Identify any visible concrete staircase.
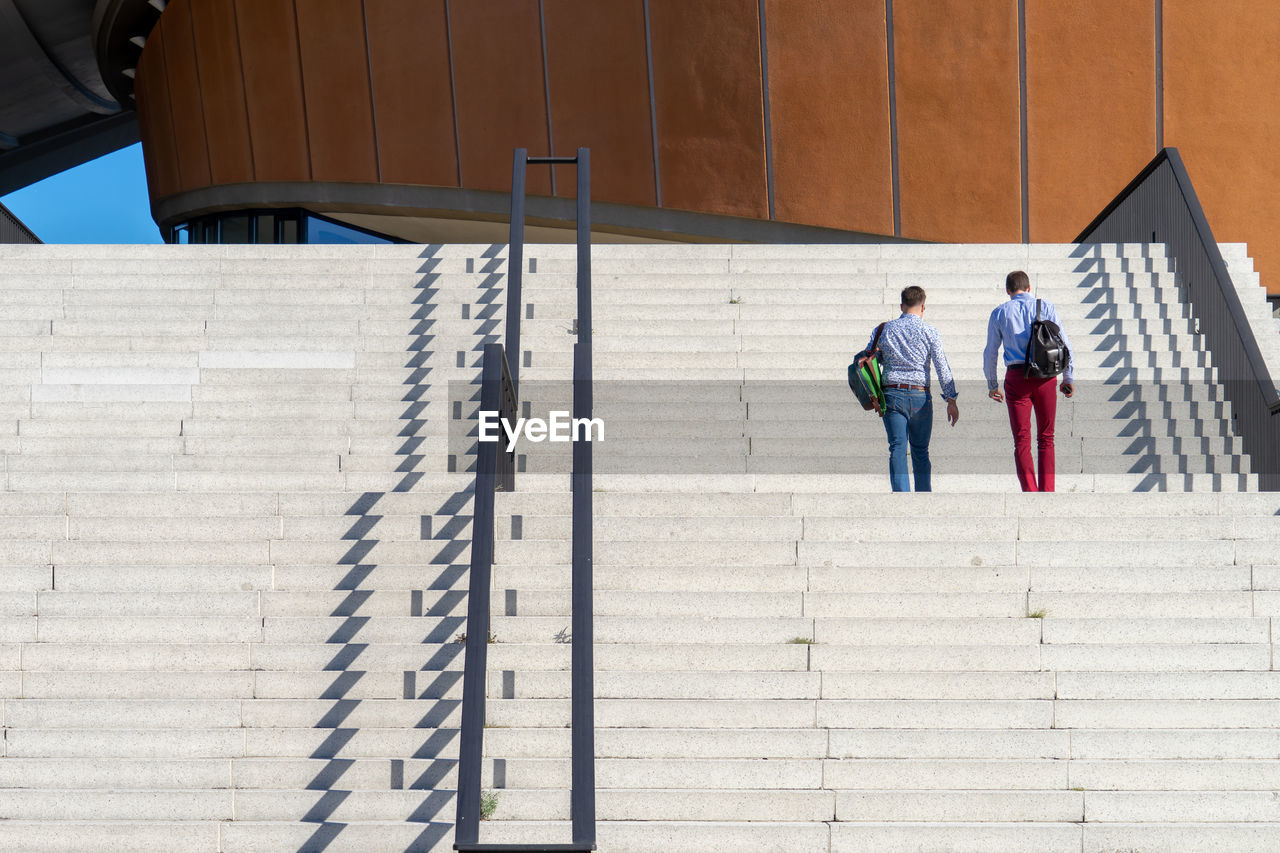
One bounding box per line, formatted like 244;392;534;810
0;242;1278;852
513;242;1259;487
1221;243;1280;392
0;244;489;851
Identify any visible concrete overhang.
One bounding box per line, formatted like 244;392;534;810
0;0;159;193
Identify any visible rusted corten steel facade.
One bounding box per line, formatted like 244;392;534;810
136;0;1280;293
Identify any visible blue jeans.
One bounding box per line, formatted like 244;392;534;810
882;388;932;492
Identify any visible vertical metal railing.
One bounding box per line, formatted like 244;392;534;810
506;149;527;397
454;342;517;846
568;148;595;849
1076;147;1280;489
454;148;595;852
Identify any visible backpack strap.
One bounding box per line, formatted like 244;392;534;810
870;322;886;353
1036;298;1042;322
869;322;887;417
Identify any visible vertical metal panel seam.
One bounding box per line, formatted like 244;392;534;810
360;0;382;182
885;0;900;237
185;4;214;187
290;0;313;181
757;0;775;220
444;0;463;187
1017;0;1029;243
229;0;257;181
1155;0;1164;150
156;25;185;195
538;0;556;195
642;0;662;207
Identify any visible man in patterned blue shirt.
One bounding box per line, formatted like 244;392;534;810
860;286;960;492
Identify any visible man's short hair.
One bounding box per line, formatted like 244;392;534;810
1006;270;1031;293
901;285;926;308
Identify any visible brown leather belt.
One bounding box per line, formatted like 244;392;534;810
884;383;927;391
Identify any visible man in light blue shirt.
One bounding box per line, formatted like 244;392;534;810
861;285;960;492
983;270;1075;491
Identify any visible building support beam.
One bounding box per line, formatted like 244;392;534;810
0;112;139;196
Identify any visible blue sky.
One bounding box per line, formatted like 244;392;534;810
1;143;162;244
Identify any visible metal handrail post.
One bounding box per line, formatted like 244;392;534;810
507;149;527;396
453;344;504;845
569;147;596;849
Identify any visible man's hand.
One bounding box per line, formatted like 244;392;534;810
988;388;1004;403
1061;382;1074;398
946;399;960;426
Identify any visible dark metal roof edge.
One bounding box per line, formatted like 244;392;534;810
0;111;139;196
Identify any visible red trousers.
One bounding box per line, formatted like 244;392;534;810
1004;370;1057;492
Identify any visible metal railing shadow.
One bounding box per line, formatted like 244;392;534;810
295;246;503;852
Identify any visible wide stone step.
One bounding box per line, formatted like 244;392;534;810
583;301;1196;321
493;787;837;822
492;670;822;700
742;435;1241;460
518;350;1212;371
585;471;1259;492
532;256;1169;275
493;488;1280;517
730;316;1197;335
6;670;435;701
500;589;804;617
829;822;1082;853
585;365;1223;383
15;617;264;643
217;818;835;853
486;726;826;759
547;331;1203;355
829;563;1239;591
247;643;465;673
0;822;223;853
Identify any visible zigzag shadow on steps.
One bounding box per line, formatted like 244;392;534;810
1074;259;1245;484
295;245;504;853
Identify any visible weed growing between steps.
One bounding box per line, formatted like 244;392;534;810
455;631;499;644
480;791;499;821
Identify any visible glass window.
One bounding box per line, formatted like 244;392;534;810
194;220;212;244
255;215;276;245
221;216;251;244
305;215;391;245
168;210;395;245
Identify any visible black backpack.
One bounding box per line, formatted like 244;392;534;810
1025;298;1069;379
